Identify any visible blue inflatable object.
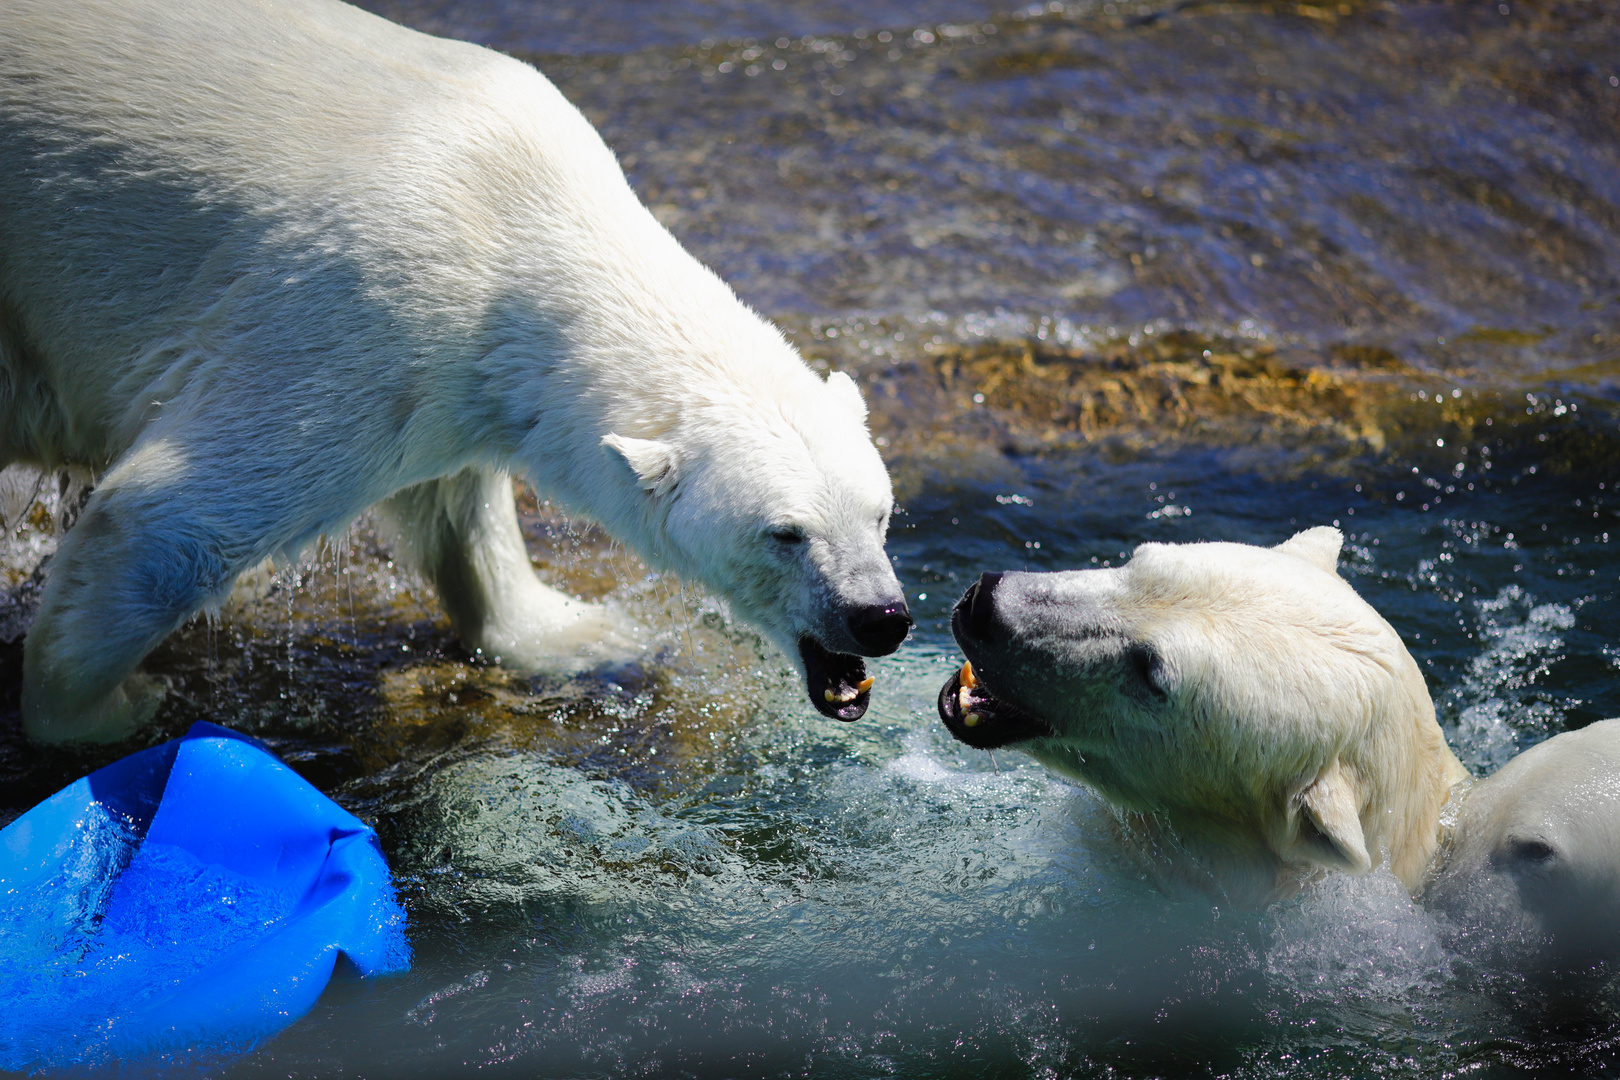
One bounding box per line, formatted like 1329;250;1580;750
0;722;409;1071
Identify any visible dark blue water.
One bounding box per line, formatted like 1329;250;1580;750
4;0;1620;1076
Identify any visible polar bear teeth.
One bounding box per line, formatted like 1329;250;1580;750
798;636;873;720
957;661;986;723
824;676;876;705
938;663;1056;747
957;674;996;724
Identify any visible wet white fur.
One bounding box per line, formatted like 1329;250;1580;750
1427;719;1620;959
996;528;1468;903
977;528;1620;959
0;0;898;742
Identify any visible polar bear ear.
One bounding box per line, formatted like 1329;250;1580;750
603;433;678;497
1275;526;1343;576
825;370;868;421
1294;760;1372;874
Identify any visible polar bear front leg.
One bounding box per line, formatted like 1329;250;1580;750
22;486;234;744
377;467;637;674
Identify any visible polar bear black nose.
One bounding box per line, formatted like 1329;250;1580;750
847;602;913;655
962;572;1003;639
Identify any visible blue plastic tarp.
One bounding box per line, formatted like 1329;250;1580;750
0;722;410;1071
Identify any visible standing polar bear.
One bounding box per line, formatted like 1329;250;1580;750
1;0;911;744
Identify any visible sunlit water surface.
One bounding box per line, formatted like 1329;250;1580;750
4;1;1620;1076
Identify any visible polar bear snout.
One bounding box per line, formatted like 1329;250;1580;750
947;570;1128;683
959;572;1004;641
846;601;913;656
937;572;1080;749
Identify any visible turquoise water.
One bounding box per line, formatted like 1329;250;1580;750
8;419;1612;1077
3;0;1620;1075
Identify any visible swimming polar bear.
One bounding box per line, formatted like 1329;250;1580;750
1426;719;1620;964
0;0;910;744
938;527;1468;905
939;528;1620;962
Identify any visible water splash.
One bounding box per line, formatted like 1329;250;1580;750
1263;871;1450;1006
0;811;297;1071
0;464;94;644
1441;585;1577;773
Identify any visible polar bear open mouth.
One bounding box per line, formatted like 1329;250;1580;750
937;660;1055;749
799;637;874;722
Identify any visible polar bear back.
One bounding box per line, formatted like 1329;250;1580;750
1;0;753;486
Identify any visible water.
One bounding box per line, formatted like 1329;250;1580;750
0;808;297;1071
4;0;1620;1075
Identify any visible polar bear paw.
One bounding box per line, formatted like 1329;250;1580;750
24;672;167;745
471;596;645;677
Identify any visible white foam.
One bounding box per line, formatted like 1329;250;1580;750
1264;870;1449;1004
1443;584;1576;772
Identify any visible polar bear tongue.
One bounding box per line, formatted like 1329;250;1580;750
798;637;873;722
937;660;1055;749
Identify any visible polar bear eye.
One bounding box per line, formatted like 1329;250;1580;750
769;526;806;545
1125;644;1169;703
1505;837;1557;866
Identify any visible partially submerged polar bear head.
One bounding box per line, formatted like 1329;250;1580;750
601;368;909;720
938;528;1468;901
1426;719;1620;963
